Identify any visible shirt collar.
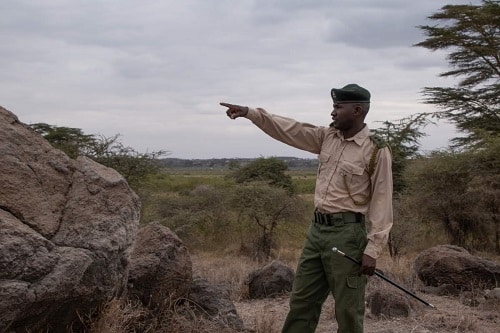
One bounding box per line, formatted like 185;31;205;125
332;124;370;146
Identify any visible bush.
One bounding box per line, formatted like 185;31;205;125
228;157;295;194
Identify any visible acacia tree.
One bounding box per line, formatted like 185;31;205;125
230;182;306;262
30;123;96;159
398;0;500;255
89;134;168;187
372;113;431;195
228;157;295;194
31;123;168;188
415;0;500;148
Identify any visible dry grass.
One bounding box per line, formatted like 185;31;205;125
88;299;150;333
191;253;262;301
82;251;500;333
420;311;478;332
85;253;289;333
250;309;282;333
191;249;302;300
86;253;275;332
87;296;241;333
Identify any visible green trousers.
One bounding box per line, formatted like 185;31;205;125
282;219;368;333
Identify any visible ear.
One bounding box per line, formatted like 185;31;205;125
354;104;363;115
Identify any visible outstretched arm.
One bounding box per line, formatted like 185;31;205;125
220;102;324;154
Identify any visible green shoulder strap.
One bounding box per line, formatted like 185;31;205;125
367;133;389;176
344;134;389;206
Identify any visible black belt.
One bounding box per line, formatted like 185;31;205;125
313;210;364;226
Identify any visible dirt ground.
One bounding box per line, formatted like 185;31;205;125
234;290;500;333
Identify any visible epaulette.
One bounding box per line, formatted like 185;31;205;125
369;133;388;149
370;133;392;153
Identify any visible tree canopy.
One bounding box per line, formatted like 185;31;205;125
31;123;168;188
31;123;95;159
372;113;431;194
415;0;500;148
228;157;295;194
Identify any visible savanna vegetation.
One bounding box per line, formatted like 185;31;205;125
32;1;499;332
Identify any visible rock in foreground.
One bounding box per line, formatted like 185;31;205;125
0;106;140;332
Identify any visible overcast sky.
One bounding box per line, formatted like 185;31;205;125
0;0;478;159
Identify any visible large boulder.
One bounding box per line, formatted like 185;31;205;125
414;245;500;291
127;223;193;308
0;106;140;332
247;260;294;299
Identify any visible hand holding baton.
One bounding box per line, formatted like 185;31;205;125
332;247;436;309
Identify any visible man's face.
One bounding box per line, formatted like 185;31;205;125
331;102;359;131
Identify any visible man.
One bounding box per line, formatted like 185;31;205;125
220;83;393;333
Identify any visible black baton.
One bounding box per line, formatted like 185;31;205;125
332;247;436;309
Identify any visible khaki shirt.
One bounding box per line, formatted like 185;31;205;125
246;107;393;259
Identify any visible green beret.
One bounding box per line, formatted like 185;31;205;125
331;84;371;103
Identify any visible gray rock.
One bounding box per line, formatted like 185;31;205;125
188;277;244;331
127;223;192;308
0;106;140;332
367;289;416;318
247;260;294;299
413;245;500;291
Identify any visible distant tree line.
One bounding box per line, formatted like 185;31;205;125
159;157;318;170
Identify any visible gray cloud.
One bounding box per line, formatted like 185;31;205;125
0;0;479;158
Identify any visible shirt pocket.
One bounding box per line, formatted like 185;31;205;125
337;160;368;194
317;152;335;185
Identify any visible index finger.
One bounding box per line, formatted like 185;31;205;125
220;102;240;109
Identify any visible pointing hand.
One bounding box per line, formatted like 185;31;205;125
220;102;249;119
